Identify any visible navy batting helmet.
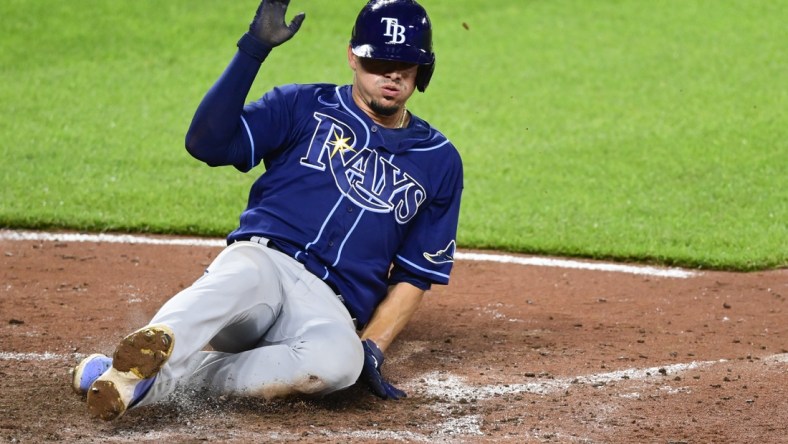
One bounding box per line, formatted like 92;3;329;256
350;0;436;92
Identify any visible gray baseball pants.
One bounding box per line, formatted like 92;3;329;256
134;240;364;406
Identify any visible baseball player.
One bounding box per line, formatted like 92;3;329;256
71;0;463;421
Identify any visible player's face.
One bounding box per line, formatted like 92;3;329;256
348;48;418;119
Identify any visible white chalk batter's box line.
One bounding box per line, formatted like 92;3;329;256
2;351;786;442
4;351;786;392
0;229;698;278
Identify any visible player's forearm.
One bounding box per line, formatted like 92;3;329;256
184;44;268;165
360;282;424;352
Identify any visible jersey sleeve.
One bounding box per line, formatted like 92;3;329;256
184;43;303;173
391;148;464;286
184;49;265;171
239;84;306;171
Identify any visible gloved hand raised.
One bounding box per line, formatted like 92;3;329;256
360;339;407;400
249;0;305;48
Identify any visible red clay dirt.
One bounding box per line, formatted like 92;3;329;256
1;232;786;443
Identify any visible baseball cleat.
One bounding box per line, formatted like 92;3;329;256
71;353;112;396
86;324;174;420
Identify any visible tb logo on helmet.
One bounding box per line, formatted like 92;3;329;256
351;0;436;92
380;18;406;44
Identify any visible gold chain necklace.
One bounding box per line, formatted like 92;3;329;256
397;106;407;129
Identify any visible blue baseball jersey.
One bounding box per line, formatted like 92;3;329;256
187;52;463;327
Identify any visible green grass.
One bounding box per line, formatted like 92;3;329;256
1;1;786;270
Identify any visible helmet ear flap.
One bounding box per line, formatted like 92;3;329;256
416;61;435;92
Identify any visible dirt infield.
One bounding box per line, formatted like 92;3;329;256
1;231;786;443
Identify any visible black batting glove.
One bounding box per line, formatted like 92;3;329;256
249;0;305;48
360;339;407;400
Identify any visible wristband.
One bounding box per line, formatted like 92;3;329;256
237;32;273;62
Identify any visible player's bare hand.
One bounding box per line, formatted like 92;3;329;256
249;0;305;48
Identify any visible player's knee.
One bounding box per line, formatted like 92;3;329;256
295;364;358;395
295;330;364;394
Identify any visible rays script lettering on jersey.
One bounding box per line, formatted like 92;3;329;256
300;113;426;224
